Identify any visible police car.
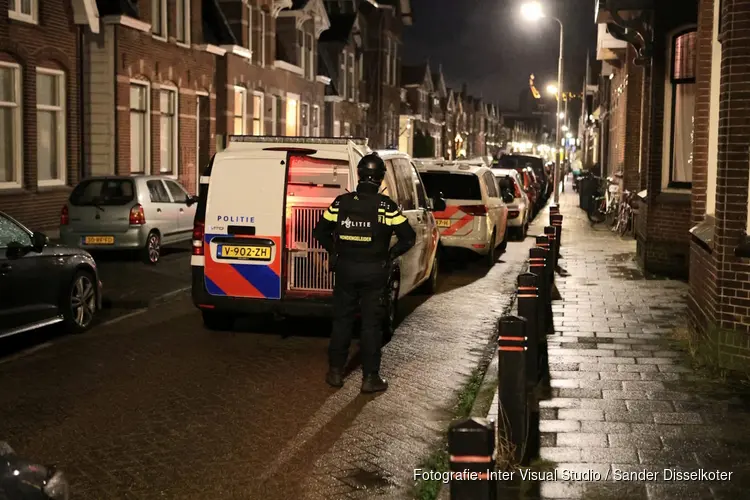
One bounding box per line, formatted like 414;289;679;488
414;159;512;266
190;137;444;334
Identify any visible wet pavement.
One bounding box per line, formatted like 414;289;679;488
0;227;533;498
493;184;750;499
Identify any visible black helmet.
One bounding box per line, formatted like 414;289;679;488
357;153;386;185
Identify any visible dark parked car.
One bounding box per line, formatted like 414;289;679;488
0;212;102;339
496;154;550;201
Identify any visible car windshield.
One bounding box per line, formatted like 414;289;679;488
70;179;135;206
420;172;482;200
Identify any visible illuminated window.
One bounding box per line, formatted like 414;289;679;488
233;87;247;135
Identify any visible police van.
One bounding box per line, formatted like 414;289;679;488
190;137;445;334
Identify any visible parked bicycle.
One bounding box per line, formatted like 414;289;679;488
613;189;634;236
587;174;621;226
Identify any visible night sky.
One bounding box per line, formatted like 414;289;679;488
402;0;597;112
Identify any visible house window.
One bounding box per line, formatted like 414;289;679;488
286;96;298;136
348;52;355;100
340;52;347;98
152;0;167;37
306;32;314;80
312;105;320;136
385;38;391;87
707;0;722;215
301;102;309;136
160;88;178;175
391;42;398;85
8;0;37;23
343;122;350;137
0;63;22;189
252;92;264;135
333;120;341;137
233;87;247;135
359;53;364;83
176;0;190;43
665;29;697;188
36;69;66;186
130;83;149;174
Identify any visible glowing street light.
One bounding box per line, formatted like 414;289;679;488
562;125;569;132
521;1;564;203
546;84;558;95
566;132;573;139
558;112;566;120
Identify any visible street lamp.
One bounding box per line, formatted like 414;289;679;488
522;1;564;203
558;112;566;120
562;125;569;132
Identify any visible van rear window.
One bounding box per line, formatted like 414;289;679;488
287;155;349;197
420;172;482;200
70;179;135;206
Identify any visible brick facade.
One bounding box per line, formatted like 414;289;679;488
0;1;86;229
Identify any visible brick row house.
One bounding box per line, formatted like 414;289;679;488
593;0;698;278
592;0;750;372
0;0;413;231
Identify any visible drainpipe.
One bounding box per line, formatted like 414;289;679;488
78;25;87;181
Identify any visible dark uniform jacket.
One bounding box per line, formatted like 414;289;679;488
313;183;416;264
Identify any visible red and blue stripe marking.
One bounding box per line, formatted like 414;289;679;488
203;234;282;300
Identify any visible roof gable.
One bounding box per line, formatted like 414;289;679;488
281;0;331;38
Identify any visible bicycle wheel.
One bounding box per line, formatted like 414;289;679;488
587;196;607;223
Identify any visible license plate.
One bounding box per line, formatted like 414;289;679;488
217;244;272;261
436;219;451;228
83;236;114;245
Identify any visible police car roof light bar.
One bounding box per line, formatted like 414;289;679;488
228;135;368;146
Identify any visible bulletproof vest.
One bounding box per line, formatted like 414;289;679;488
334;193;385;261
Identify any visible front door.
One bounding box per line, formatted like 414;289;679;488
197;94;211;193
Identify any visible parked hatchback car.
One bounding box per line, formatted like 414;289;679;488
416;160;511;266
492;168;531;240
60;176;198;264
0;211;102;339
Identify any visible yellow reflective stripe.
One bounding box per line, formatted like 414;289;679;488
329;207;339;213
385;210;400;216
323;209;338;221
386;214;407;225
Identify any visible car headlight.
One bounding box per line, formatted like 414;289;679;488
43;470;69;500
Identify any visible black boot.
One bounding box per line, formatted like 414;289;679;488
361;374;388;393
326;367;344;388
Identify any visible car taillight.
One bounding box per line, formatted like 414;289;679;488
508;210;520;219
459;205;487;216
192;221;205;256
129;204;146;225
60;205;69;225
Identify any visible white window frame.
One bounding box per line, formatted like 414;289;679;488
307;32;314;81
312;104;320;137
175;0;191;45
8;0;37;24
299;30;306;78
252;91;264;135
333;120;341;137
285;93;300;136
385;38;391;87
707;0;721;217
340;51;347;98
152;0;168;39
247;3;253;54
159;86;179;177
129;80;151;175
259;9;267;67
233;86;247;135
660;27;697;191
0;62;22;190
348;52;355;101
35;68;66;187
391;41;398;86
343;121;350;137
300;102;310;136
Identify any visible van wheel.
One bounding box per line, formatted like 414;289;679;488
382;277;400;343
498;226;509;253
202;310;235;331
142;231;161;265
418;248;440;295
485;232;496;267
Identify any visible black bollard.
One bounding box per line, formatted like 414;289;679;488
498;316;528;465
551;214;563;250
448;417;497;500
544;226;558;270
549;205;560;219
529;247;554;335
517;273;540;387
535;235;554;288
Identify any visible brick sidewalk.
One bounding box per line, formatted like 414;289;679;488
490;186;750;499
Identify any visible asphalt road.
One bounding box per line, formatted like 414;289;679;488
0;236;534;499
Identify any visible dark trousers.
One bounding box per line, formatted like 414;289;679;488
329;259;389;376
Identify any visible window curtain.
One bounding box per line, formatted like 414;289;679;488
672;83;695;183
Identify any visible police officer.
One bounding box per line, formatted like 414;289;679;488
313;153;416;393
